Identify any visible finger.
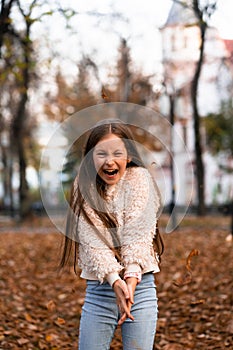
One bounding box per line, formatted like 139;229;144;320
118;300;134;325
121;282;130;299
127;286;134;304
118;313;126;325
118;310;134;325
126;284;135;304
125;303;134;321
114;279;130;300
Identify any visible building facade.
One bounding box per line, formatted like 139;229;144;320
158;1;233;208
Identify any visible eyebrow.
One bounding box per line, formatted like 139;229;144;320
94;148;124;152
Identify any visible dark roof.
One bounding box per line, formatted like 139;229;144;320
164;1;198;27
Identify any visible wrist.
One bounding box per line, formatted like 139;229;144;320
106;272;121;287
124;272;142;284
112;278;122;289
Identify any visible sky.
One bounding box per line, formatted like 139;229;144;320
211;0;233;39
31;0;233;94
38;0;174;80
31;0;233;139
29;0;233;189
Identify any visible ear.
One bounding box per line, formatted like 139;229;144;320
127;157;132;163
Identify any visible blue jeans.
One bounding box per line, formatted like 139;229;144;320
78;273;158;350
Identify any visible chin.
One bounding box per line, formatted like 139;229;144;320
104;176;120;185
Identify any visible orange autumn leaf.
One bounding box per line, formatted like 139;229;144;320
45;333;58;342
186;249;200;272
173;249;200;287
101;87;110;100
24;312;33;322
54;317;66;326
45;334;53;342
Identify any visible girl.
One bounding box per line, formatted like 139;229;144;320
60;119;164;350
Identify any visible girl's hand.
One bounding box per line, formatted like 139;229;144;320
125;277;138;303
118;277;138;325
113;279;134;324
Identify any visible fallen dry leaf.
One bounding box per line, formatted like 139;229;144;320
24;312;34;322
54;317;66;326
45;333;58;342
46;299;56;312
17;338;29;345
0;215;232;349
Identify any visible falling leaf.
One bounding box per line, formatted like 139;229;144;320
173;249;200;287
186;249;199;272
101;87;109;100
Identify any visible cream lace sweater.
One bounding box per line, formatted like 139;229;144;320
76;166;161;286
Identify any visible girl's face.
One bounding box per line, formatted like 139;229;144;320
93;133;129;186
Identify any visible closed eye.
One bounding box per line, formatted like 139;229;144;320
96;152;107;157
114;152;124;157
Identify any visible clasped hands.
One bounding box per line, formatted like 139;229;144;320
113;277;138;325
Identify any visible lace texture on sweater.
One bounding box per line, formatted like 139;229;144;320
76;166;161;281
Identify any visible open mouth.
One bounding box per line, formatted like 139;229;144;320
103;169;118;176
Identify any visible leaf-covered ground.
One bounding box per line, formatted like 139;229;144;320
0;215;232;349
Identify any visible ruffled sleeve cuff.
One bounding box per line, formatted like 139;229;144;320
124;263;142;274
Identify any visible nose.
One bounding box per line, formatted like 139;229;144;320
105;156;114;165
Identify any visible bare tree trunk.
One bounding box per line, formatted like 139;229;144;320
191;1;207;216
118;38;130;102
0;0;15;56
1;142;14;215
11;20;31;219
12;89;29;218
231;200;233;236
169;94;177;228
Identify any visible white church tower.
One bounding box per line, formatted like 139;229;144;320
159;1;233;207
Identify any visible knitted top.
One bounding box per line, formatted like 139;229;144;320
75;166;161;284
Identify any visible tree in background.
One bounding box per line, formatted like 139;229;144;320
52;37;163;191
0;4;164;218
103;37;159;107
0;0;17;213
0;0;52;217
205;102;233;157
205;101;233;236
0;0;76;218
44;55;99;122
11;2;36;218
190;0;217;215
44;37;160;121
0;0;16;56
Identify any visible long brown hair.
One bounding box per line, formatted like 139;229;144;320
60;119;164;271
